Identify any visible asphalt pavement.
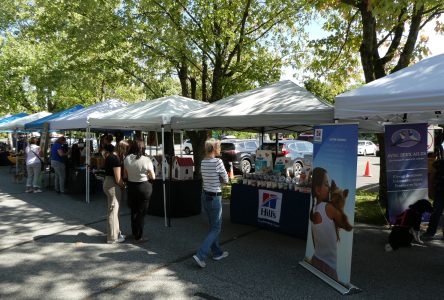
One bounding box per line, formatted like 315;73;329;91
1;164;443;299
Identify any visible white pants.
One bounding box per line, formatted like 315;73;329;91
26;163;41;189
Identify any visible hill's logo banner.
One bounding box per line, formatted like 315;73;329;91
257;189;282;223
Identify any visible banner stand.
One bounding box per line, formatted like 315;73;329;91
299;261;361;295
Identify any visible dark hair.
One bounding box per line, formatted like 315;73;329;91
129;139;145;159
56;136;66;144
310;167;328;222
311;167;328;195
104;144;115;153
29;137;37;145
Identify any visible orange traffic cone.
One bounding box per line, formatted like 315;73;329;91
363;161;372;177
228;162;235;179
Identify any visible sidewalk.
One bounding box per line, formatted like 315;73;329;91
1;166;443;299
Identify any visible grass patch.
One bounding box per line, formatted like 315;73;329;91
355;190;388;226
223;181;388;226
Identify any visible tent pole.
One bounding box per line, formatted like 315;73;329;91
161;125;167;227
168;129;174;227
86;126;90;203
15;130;18;176
275;132;279;165
180;131;184;157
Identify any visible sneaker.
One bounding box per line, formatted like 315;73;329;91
25;188;33;193
421;232;439;240
33;189;43;193
107;236;125;244
193;255;206;268
212;251;229;261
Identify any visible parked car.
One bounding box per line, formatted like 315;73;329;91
182;139;193;154
220;139;259;174
357;140;378;156
260;140;313;175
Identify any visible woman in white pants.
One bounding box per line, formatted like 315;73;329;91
25;137;43;193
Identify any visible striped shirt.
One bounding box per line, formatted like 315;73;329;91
201;158;229;193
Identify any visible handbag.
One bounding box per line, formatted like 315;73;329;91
31;149;45;171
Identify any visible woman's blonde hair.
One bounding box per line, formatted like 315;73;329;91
205;138;220;155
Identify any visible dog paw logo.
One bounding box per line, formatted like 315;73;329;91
391;129;421;147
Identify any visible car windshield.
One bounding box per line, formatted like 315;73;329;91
358;141;365;146
221;143;235;151
261;143;283;151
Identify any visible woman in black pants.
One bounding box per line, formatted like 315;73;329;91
123;139;155;242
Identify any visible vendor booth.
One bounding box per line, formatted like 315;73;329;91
0;112;52;176
48;99;128;200
88;96;209;225
172;80;335;238
0;113;29;166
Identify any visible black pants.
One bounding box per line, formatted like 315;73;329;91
127;181;152;240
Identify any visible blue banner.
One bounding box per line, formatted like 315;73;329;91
303;124;358;288
385;123;428;223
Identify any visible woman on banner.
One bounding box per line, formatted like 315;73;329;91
25;137;43;193
309;167;352;280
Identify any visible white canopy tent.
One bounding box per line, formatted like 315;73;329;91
335;53;444;131
171;80;334;133
0;112;52;131
48;99;128;204
49;99;127;130
88;95;208;131
88;95;208;226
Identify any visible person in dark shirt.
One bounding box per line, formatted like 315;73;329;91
423;159;444;239
50;136;68;193
103;144;125;244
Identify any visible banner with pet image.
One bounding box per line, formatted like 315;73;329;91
384;123;428;224
302;124;358;288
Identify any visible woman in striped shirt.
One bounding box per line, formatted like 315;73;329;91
193;139;229;268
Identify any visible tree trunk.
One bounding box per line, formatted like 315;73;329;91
358;4;376;83
189;131;210;177
178;57;189;97
202;55;208;102
190;77;197;99
210;56;224;102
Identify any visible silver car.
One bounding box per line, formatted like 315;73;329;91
260;140;313;175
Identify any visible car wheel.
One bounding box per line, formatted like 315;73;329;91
293;162;303;175
241;159;252;174
184;147;191;155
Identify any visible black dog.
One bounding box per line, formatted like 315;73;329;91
385;199;433;251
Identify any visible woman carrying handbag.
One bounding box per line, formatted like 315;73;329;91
25;137;43;193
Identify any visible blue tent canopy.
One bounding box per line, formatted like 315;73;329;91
0;113;28;125
24;105;84;131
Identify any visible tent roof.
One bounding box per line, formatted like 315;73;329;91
171;80;334;132
24;105;84;131
0;113;28;125
49;99;127;130
335;53;444;126
0;112;51;131
88;96;208;131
